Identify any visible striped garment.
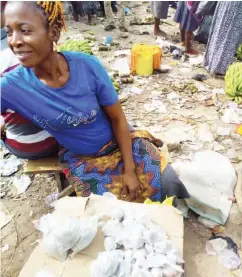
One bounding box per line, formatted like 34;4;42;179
2;109;58;159
1;35;58;159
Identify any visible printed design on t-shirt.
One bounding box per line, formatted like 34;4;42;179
33;106;98;131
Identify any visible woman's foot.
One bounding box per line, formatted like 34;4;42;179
186;48;199;55
154;28;167;38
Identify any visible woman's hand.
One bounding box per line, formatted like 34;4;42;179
122;171;144;201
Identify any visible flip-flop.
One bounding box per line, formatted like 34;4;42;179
119;26;128;32
104;24;116;31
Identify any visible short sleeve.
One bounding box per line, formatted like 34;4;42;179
88;56;118;106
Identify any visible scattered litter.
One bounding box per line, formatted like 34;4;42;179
143;100;167;113
206;235;241;270
1;244;9;253
111;58;130;76
217;127;231;136
159;64;172;73
189;55;203;66
98;46;111;51
171;48;183;60
130;86;143;95
118;33;129;39
30;211;33;217
167;92;181;103
221;104;242;124
0;203;12;229
212;88;225;95
124;7;131;15
45;192;58;207
13;175;31;194
198;217;219;228
114;49;131;57
192;74;207;81
197;123;214;142
213;142;225;152
226;148;239;161
104;36;112;45
1;156;21;177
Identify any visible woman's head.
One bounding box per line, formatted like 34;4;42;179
4;1;66;67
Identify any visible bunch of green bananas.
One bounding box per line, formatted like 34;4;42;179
225;62;242;104
236;44;242;61
58;40;92;55
110;76;120;93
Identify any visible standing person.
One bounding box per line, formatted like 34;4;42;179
104;1;127;32
71;1;100;24
174;1;201;54
2;1;189;202
204;1;242;75
151;1;169;37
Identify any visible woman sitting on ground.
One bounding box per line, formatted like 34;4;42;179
1;1;189;202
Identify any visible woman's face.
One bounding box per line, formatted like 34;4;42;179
4;2;55;68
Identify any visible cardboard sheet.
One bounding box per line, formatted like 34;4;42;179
18;194;184;277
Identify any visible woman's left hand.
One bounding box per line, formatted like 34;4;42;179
122;172;144;201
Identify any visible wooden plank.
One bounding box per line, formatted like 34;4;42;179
57;184;75;199
24;157;62;174
55;172;62;193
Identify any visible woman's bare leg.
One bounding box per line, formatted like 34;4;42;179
180;24;185;46
185;31;198;54
154;17;167;37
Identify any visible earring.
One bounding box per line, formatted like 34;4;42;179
53;41;57;52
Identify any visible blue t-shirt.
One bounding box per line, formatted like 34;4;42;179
1;52;118;155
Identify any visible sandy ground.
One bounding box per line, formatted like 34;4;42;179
1;2;242;277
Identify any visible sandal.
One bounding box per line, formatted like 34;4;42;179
104;24;116;31
119;26;128;32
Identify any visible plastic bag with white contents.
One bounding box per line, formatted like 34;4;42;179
53;217;83;254
71;218;98;257
42;233;68;261
90;250;123;277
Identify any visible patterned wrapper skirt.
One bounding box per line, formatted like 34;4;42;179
59;130;189;203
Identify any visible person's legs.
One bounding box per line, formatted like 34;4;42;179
71;2;79;21
154;17;167;37
104;1;116;31
180;24;185;46
185;30;198;54
117;1;127;32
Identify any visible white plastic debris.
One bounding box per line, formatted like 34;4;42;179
189;55;203;66
130;86;143;95
221;106;242;124
197;123;214;142
13;175;31;194
175;151;237;224
1;244;9;252
167;92;180;103
143;100;167;113
217;127;231;136
1;156;21;177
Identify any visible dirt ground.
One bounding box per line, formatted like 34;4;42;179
1;2;242;277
